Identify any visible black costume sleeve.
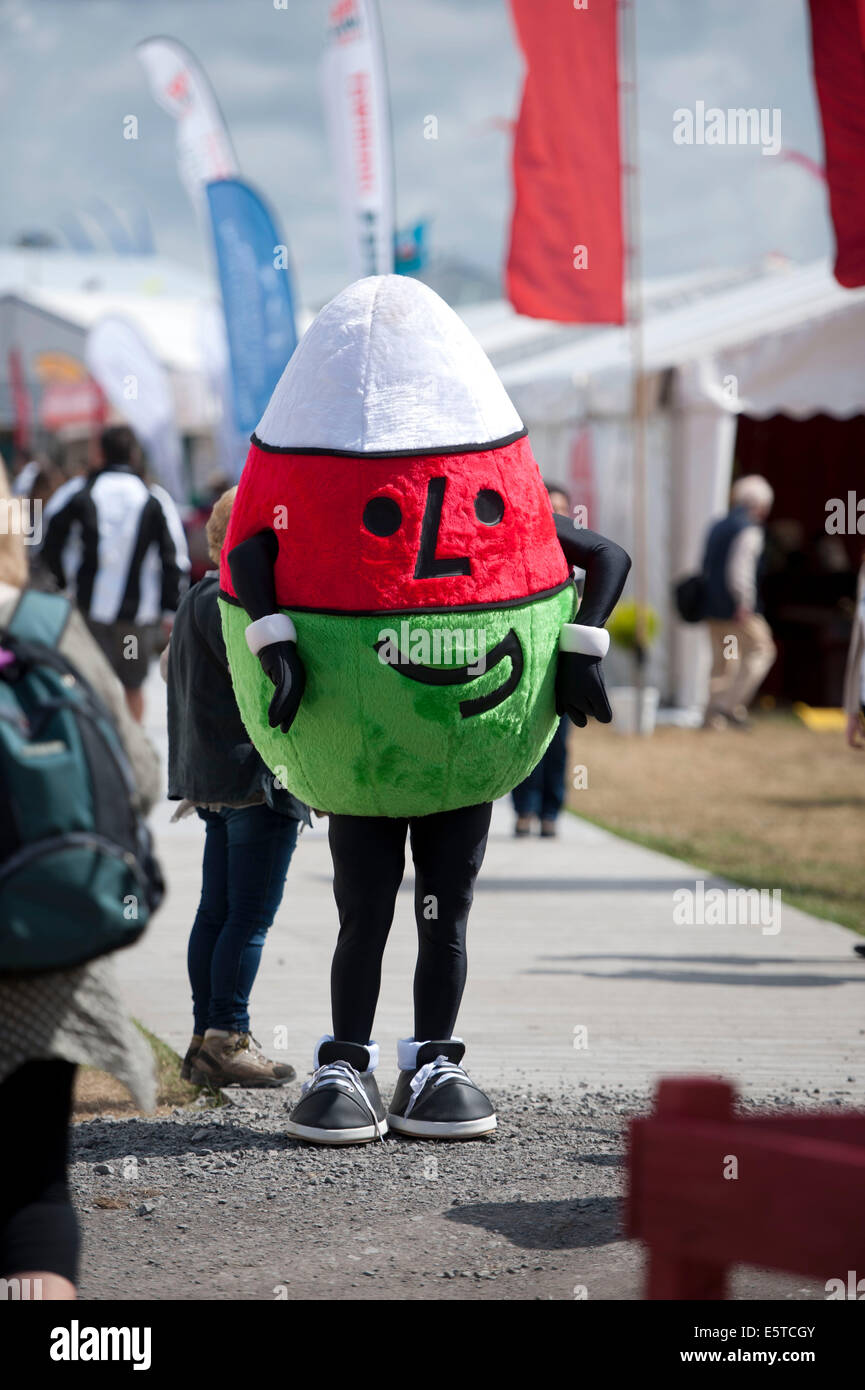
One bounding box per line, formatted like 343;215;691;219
554;514;631;627
226;528;305;733
227;529;280;620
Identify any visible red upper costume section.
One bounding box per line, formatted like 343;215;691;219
220;433;569;613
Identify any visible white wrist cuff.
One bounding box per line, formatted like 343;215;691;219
560;623;610;658
245;613;297;655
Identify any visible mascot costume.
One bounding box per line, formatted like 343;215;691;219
220;275;630;1144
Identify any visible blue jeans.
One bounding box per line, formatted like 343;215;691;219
188;804;299;1035
511;718;568;822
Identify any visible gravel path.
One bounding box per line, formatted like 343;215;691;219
71;1082;830;1301
82;676;861;1300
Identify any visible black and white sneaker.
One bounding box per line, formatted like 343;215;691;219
387;1038;496;1139
286;1040;387;1145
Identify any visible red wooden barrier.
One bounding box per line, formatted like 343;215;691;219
626;1077;865;1299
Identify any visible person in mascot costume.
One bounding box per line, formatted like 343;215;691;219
220;274;630;1145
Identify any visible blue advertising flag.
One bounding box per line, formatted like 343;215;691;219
205;178;298;436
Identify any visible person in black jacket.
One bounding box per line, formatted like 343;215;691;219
165;487;310;1088
41;425;190;723
511;481;575;837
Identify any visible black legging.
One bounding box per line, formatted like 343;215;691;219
328;801;492;1045
0;1060;79;1284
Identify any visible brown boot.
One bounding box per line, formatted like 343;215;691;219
191;1031;296;1088
181;1034;204;1082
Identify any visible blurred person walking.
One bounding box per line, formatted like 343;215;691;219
0;461;160;1301
164;488;310;1089
701;474;777;730
40;425;190;723
512;482;573;837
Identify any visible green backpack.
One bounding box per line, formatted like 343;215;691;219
0;589;164;973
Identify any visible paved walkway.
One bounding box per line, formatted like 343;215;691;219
117;672;865;1103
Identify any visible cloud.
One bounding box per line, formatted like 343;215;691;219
0;0;831;307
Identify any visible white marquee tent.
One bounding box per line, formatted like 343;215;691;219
465;261;865;708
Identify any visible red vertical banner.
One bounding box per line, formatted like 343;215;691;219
808;0;865;288
506;0;624;323
8;349;32;454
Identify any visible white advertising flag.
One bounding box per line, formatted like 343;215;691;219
137;36;238;205
86;316;185;500
321;0;395;278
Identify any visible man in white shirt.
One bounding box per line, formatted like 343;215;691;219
702;474;777;730
41;425;190;721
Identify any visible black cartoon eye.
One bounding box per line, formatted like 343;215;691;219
474;489;505;526
363;496;402;536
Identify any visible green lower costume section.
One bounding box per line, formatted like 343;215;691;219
220;585;576;817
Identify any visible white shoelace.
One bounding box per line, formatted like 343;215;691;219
406;1056;468;1116
302;1061;384;1140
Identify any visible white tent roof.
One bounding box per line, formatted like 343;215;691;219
491;260;865;422
459;264;760;370
0;248;213;300
7;286;207;373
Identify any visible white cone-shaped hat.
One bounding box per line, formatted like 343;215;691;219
254;274;523;455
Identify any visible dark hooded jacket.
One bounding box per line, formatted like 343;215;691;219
167;571;310;822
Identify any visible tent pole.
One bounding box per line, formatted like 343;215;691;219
620;0;650;732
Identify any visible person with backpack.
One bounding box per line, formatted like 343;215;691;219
164;487;310;1089
0;461;161;1300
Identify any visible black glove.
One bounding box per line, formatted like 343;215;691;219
555;649;612;728
258;640;306;733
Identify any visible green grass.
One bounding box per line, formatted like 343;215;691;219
573;811;865;936
132;1020;221;1108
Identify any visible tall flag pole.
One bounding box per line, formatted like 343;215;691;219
505;2;644;722
321;0;395;278
8;349;32;457
620;0;650;732
205;178;298;446
137;36;238;208
506;0;624;323
806;0;865;288
138;36;298;477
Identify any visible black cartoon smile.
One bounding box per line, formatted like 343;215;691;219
373;628;524;719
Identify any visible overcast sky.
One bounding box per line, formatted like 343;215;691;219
0;0;833;305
